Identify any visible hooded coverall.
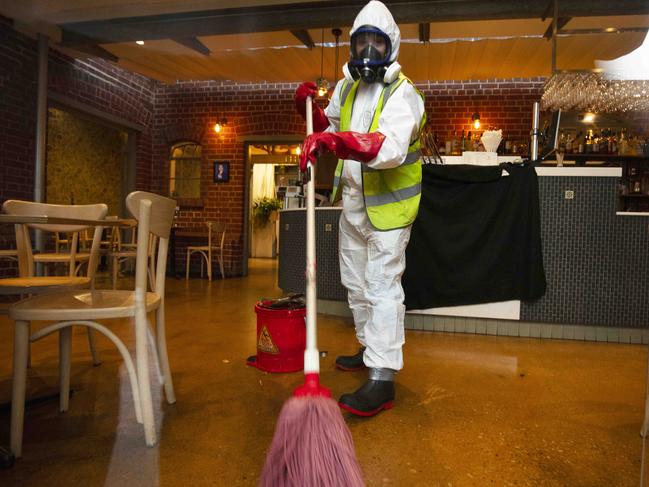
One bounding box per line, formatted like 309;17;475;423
323;0;426;372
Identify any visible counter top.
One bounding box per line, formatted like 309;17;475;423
616;211;649;217
280;207;341;212
535;167;622;177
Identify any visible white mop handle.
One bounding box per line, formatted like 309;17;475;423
304;96;320;374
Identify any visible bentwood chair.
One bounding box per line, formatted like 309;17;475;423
8;191;176;456
0;201;107;365
0;249;18;263
109;219;157;290
185;221;226;280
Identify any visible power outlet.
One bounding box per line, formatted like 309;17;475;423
324;223;332;232
564;190;575;200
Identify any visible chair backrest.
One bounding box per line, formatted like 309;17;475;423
207;222;226;249
2;200;108;278
125;192;176;297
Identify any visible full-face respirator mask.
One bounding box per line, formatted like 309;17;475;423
347;26;393;84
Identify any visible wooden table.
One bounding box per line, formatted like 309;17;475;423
0;215;133;226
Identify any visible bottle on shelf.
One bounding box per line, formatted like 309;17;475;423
565;132;573;154
504;135;511;155
577;131;584;154
585;130;593;154
460;130;465;154
619;129;628;156
451;131;458;155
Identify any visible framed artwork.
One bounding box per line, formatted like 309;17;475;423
213;161;229;183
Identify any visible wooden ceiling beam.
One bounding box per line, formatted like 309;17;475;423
59;0;649;47
67;43;119;62
418;23;430;43
290;29;315;49
543;17;572;39
174;37;211;56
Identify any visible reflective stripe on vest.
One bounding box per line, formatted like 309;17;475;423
331;74;426;230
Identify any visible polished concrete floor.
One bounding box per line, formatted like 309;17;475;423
0;258;647;486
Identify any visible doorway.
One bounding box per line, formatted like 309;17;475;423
247;142;302;260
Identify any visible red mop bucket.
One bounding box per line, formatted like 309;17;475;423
248;296;306;373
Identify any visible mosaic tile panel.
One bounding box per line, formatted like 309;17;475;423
278;209;346;301
521;177;649;328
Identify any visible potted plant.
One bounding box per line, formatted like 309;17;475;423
252;197;282;227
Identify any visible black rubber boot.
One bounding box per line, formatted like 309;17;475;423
338;379;395;417
335;347;366;371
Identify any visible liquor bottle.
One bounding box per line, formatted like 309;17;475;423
465;131;472;151
592;132;599;153
451;131;458;155
585;130;593;154
504;135;511;155
619;129;628;156
611;131;618;154
460;130;465;154
577;131;584;154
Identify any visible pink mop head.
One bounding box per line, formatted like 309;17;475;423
259;374;365;487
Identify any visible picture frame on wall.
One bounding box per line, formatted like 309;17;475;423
213;161;229;183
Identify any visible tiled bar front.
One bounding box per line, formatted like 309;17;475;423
278;167;649;343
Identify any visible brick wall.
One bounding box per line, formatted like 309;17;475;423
153;81;306;276
421;78;544;144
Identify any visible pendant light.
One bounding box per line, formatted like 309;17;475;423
316;28;329;97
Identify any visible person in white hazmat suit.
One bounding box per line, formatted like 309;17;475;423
295;0;426;416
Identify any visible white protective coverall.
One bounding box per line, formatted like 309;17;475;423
324;0;425;371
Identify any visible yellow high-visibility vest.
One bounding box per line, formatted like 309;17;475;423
330;74;426;230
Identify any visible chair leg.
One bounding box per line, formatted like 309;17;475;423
136;310;157;447
11;321;30;458
87;328;101;366
200;256;204;278
207;250;212;281
642;345;649;437
59;327;72;412
27;322;32;369
185;250;190;280
112;256;119;290
219;251;225;279
155;306;176;404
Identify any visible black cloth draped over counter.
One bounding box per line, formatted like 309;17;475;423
403;163;546;310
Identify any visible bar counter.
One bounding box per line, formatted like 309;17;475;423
278;164;649;343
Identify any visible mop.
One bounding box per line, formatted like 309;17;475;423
258;97;365;487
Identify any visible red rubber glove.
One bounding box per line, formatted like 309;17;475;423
294;82;329;133
299;131;386;171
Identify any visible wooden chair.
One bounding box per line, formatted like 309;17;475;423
8;191;176;456
0;201;107;365
27;217;93;277
0;249;18;263
108;219;157;290
185;222;226;280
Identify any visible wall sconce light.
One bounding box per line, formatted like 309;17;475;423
213;119;227;134
471;112;481;130
580;112;596;124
